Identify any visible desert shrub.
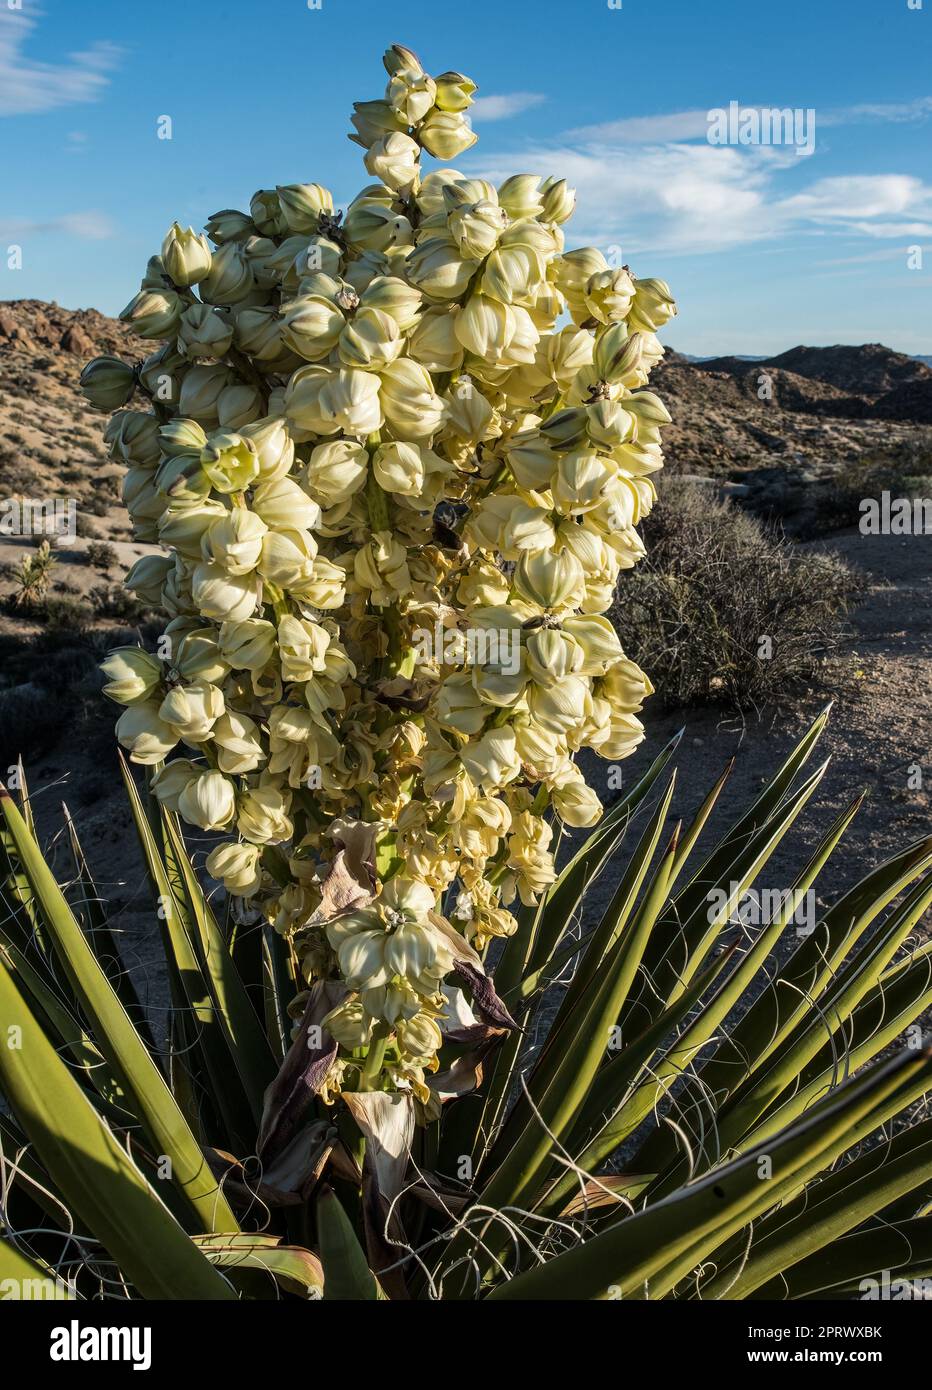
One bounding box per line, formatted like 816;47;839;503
39;595;94;633
89;582;157;623
740;442;932;539
0;684;69;766
86;540;118;569
74;512;100;538
612;481;857;710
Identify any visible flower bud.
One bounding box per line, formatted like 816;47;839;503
406;235;479;301
280;294;345;361
125;554;173;605
192;561;260;622
434;71;477;113
586;398;637;447
120;289;183;339
212;710;265;775
285;365;383;438
100;647;163;704
497;174;543;220
506;432;558;491
550;769;602;827
201;506;267;574
539;176;576;224
233;305;285;361
200;431;259;493
364;132;421;195
217;382;262;431
252;476;321;532
379;359;445;440
571;263;624;325
343;201;413;254
234;418;291;485
350;99;408;148
178;364;232;424
79;356;136;412
407;305;464;373
459;728;522;793
116;700;178;764
161;222;212;287
419;110;477;160
447;198;505;259
258;527;318;589
305;438;369;504
387;68;437;125
159;680;225;743
205;208;255;243
372;440;424;496
237;786;293;845
338;306;403;372
250;188;288;236
206;840;263;895
105;410;161;467
177;302;234;359
150;758;199;810
178;769;237;831
173;626;230;683
514;547;585;609
276;183;334;234
628;277;677;332
123;466;164;526
219;618;276;671
155;452;212;503
360;275;422;330
159;417;207;457
199;242;255;305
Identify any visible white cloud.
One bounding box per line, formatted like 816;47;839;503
566;96;932;146
0;211;115;241
468;127;932;256
0;9;123;117
471;92;545;121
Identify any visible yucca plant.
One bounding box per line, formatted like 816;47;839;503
2;707;931;1301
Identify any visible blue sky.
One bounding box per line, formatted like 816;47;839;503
2;0;930;355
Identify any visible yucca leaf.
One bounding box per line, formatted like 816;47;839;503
695;835;932;1105
0;1237;72;1298
0;958;235;1299
488;1048;932;1301
62;803;151;1042
488;777;679;1167
0;783;239;1235
749;1217;932;1300
192;1233;324;1298
695;1117;932;1298
709;866;932;1152
459;828;684;1281
160;805;276;1122
119;755;255;1152
316;1185;379;1300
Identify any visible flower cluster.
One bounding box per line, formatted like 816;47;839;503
85;43;675;1101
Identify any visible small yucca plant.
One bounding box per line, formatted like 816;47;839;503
2;708;931;1300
